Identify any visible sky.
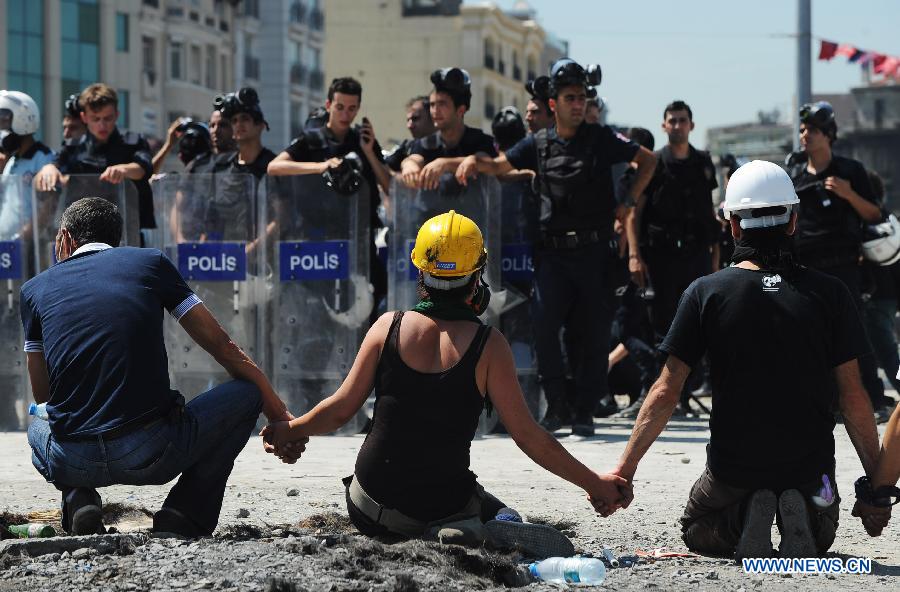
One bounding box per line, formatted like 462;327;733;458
478;0;900;150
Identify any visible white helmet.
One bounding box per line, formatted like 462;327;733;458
862;214;900;266
723;160;799;229
0;90;40;135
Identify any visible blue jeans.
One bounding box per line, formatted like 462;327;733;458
28;380;262;535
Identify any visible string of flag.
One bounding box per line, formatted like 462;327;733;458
818;39;900;79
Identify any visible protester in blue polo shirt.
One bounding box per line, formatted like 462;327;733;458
22;197;296;537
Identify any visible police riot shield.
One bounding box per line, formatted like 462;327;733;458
150;174;261;400
32;175;141;272
263;174;371;434
498;178;545;421
0;175;34;429
387;175;502;433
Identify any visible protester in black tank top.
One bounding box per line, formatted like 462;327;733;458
261;211;633;556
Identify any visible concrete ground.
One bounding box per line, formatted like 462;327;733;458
0;417;897;591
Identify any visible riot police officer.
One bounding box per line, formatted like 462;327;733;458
457;59;657;436
787;101;892;420
152;118;213;174
36;84;155;231
628;100;718;415
62;94;86;147
208;109;235;155
385;96;435;172
210;87;275;180
524;76;554;134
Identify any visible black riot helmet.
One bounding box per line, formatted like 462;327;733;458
799;101;837;142
430;67;472;110
323;151;364;196
176;119;212;165
525;75;551;104
64;94;82;119
491;106;526;151
213;87;269;129
549;58;602;97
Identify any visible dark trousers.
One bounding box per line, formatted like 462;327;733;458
864;298;900;396
532;242;613;416
818;263;889;408
680;466;840;557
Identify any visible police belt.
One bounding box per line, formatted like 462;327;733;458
55;396;185;443
539;229;607;249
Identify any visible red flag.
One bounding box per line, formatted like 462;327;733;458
835;44;858;59
857;52;877;66
873;54;889;73
818;40;838;60
880;57;900;77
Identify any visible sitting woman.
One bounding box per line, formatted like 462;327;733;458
262;210;631;556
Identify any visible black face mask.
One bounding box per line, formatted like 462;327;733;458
731;227;797;273
0;129;22;155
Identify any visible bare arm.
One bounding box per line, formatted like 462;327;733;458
608;342;629;369
873;401;900;488
266;151;338;177
613;355;690;481
455;154;515;185
485;331;631;514
624;148;657;287
26;352;50;404
836;359;881;476
399;154;424;188
179;303;288;421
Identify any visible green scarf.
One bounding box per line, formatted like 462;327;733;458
411;299;482;323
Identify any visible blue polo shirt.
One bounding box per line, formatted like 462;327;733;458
20;245;201;437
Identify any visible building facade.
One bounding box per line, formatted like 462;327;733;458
323;0;560;147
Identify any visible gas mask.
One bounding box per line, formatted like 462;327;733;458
470;273;492;316
0;109;21;155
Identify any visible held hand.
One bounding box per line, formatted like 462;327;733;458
259;421;309;464
824;176;853;201
851;500;891;537
320;157;343;174
36;165;62;192
359;119;376;154
100;165;126;184
456;156;478;186
400;167;420;189
586;472;633;517
166;119;182;143
628;255;647;289
420;158;448;190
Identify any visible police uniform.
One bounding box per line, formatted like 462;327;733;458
504;122;639;425
55;130;155;229
385;138;415;173
184;151;216;174
788;152;890;409
204;148;276;242
640;144;718;339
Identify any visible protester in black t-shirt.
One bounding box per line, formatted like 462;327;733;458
788;101;892;420
606;161;882;560
400;68;497;190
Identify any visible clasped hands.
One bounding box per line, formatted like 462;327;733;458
259;413;309;465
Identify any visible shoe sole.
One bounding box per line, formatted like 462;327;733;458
71;505;103;536
152;509;201;538
485;520;575;559
778;489;816;558
571;425;595;437
734;490;776;560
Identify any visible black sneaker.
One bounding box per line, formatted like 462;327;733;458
153;507;203;538
572;413;595;437
777;489;816;558
593;397;619;418
62;488;104;535
734;489;776;561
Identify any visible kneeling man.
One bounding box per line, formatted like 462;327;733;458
22;197;293;537
607;161;882;559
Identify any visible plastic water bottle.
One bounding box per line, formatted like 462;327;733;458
8;523;56;538
28;403;48;420
528;557;606;585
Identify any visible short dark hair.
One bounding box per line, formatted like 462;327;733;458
59;197;123;247
415;272;477;303
664;100;693;121
328;77;362;102
407;95;430;111
627;127;655;151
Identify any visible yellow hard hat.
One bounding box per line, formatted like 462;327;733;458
410;210;487;282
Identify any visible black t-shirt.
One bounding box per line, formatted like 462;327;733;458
660;265;869;489
285;126;385;228
20;247;197;437
409;126;498;164
55;129;155;228
385;138;415;172
790;154;877;265
211;147;276;180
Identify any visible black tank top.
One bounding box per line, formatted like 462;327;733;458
354;311;492;521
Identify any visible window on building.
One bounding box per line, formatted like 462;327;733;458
484;87;496;119
206;45;217;89
61;0;99;110
7;0;45;119
190;45;202;85
290;101;305;138
289;0;306;24
484;39;495;70
221;54;229;89
527;55;537;82
115;13;129;52
290;41;305;86
244;0;260;19
170;41;184;80
117;89;130;129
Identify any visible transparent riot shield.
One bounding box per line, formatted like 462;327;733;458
388;175;502;433
263;175;371;434
151;174;261;400
498;178;544;421
32;175;140;272
0;175;34;429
